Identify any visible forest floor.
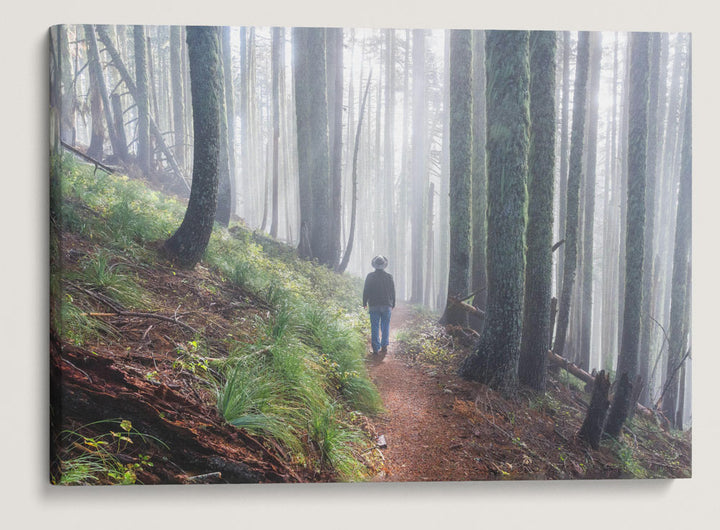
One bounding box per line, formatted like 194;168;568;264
366;303;691;481
52;160;691;484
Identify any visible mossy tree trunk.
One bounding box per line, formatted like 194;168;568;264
662;46;691;428
607;32;651;433
553;31;590;358
442;29;473;327
459;30;530;395
518;30;556;392
470;30;487;333
163;26;222;269
614;31;650;381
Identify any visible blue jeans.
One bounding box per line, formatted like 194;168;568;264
369;306;392;353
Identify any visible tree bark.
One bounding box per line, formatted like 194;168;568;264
459;31;530;395
553;31;590;358
519;30;556;392
441;30;473;327
662;44;691;428
579;32;602;371
410;29;426;303
470;30;487;333
133;25;151;175
163;26;222;269
293;28;333;267
577;370;611;449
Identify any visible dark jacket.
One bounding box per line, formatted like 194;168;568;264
363;269;396;309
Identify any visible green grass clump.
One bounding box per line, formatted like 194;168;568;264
60;297;116;346
52;419;165;485
69;250;151;310
216;350;304;455
56;156;383;481
308;403;366;481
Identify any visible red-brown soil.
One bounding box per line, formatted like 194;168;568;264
366;303;691;482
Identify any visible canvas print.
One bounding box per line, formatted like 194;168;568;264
49;25;691;485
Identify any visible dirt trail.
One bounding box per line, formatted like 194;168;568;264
367;303;490;482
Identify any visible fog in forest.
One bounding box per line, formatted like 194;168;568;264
52;25;691;429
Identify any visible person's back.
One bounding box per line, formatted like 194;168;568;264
363;269;395;309
363;255;395;358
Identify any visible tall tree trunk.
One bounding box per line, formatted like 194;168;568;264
601;33;621;372
293;28;333;267
215;27;232;227
134;25;151;175
553;32;590;358
84;24;122;161
470;30;487;332
556;31;571;300
616;36;632;357
579;32;603;371
337;74;372;274
410;29;426;303
639;32;662;405
57;25;76;144
661;47;691;428
170;26;186;171
459;31;530;396
163;26;222;269
614;32;650;381
221;26;237;218
607;32;651;434
519;30;556;391
326;28;343;264
86;67;105;160
270;27;282;238
441;30;473;327
383;29;396;278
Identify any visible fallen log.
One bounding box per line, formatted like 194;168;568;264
546;350;666;428
51;336;304;484
447;296;486;320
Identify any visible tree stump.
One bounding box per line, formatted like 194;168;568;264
604;372;634;438
577;369;611;449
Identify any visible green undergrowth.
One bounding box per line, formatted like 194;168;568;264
54;155;382;482
51;419;167;485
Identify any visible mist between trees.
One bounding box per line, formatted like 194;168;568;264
49;25;691;429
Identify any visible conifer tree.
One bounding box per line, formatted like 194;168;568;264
460;30;530;395
163;26;222;268
519;30;556;391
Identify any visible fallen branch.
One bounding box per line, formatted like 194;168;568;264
88;308;198;335
61;140;116;175
546;350;665;427
447;297;486;319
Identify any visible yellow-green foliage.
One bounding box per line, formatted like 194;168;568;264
57;156;381;481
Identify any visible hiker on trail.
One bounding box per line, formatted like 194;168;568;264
363;255;396;358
